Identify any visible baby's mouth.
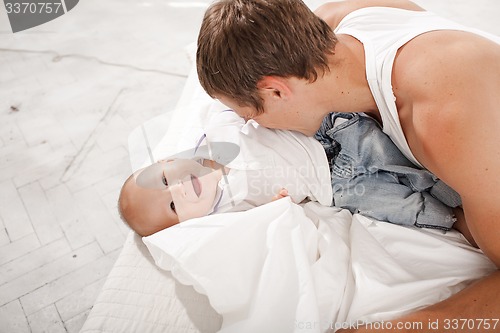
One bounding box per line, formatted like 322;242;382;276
191;174;201;197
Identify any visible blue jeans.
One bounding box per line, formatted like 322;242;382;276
315;113;461;230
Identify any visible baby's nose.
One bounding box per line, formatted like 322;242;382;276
168;181;185;196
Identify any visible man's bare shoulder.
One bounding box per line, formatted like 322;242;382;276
393;31;500;205
394;30;500;121
314;0;423;29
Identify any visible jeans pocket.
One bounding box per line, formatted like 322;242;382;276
332;153;355;178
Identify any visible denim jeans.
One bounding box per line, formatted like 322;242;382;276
315;113;461;230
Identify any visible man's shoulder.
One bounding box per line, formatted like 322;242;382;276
314;0;423;29
394;30;499;104
393;30;500;182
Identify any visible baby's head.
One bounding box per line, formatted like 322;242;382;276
118;158;222;236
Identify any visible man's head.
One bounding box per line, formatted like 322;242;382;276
118;159;222;236
196;0;337;118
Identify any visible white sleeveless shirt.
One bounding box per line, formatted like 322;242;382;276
335;7;500;167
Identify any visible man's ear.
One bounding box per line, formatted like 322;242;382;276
256;76;292;101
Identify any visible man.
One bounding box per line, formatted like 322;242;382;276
196;0;500;332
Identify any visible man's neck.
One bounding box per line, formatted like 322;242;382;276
323;34;380;121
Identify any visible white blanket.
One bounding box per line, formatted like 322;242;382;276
144;198;495;333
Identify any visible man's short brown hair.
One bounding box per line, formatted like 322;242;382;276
196;0;337;113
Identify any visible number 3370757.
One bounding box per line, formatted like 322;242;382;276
443;318;499;330
5;2;63;14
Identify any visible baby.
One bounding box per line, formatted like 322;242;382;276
119;110;333;236
120;109;467;243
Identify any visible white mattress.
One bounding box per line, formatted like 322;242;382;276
80;232;222;333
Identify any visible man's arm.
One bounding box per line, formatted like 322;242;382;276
338;272;500;333
452;207;477;248
393;29;500;267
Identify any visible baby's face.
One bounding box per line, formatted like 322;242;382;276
136;158;222;224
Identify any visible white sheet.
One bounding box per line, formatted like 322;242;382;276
144;198;495;332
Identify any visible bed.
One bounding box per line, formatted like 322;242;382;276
80;16;496;333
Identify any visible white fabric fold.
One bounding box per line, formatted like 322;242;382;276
144;199;495;333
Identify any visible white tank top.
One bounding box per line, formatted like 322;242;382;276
335;7;500;168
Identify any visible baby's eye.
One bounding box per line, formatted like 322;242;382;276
170;201;176;213
162;174;168;186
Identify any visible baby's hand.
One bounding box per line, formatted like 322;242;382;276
272;188;290;202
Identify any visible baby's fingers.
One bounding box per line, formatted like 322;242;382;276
272;188;289;201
